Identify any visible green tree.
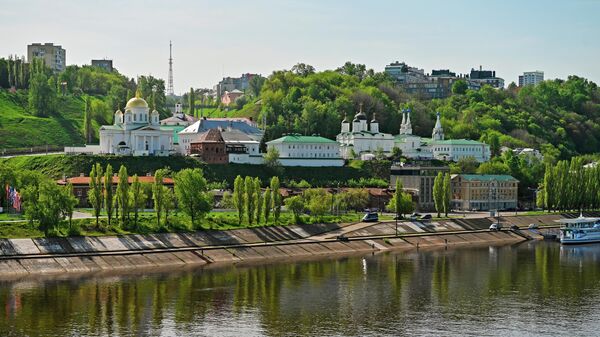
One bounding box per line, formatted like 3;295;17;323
130;175;147;229
153;169;168;227
162;185;176;228
28;59;55;117
442;173;451;217
248;75;266;97
83;96;93;143
254;178;262;224
88;163;103;228
452;79;468;95
233;175;245;224
394;179;403;217
270;176;281;223
189;87;195;116
104;164;114;227
245;176;255;224
285;196;304;222
433;172;444;218
30;180;64;236
264;147;281;168
116;165;130;225
59;182;78;230
263;186;272;222
174;168;212;227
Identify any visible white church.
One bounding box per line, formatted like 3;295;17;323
337;107;490;163
98;90;173;156
337;104;395;158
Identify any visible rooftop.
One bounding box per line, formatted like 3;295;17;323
453;174;518;182
267;135;338;144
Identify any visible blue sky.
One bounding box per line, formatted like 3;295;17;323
1;0;598;94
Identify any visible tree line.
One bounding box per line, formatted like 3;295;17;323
539;156;600;212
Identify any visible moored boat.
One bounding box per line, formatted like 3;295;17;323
557;215;600;244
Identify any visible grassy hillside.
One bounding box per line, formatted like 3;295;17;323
0;90;88;149
1;154;372;187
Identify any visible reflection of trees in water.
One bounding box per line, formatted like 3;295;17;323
1;243;600;336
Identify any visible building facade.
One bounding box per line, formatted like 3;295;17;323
214;73;262;98
390;164;450;211
99;90;172;156
518;71;544;87
91;59;113;72
337;106;395;158
27;43;66;72
395;111;491;163
178;117;263;155
450;174;518;211
189;129;228;164
267;134;344;167
468;67;505;88
221;89;244;106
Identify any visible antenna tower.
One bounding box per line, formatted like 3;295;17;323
167;40;174;96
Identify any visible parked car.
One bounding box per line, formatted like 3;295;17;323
420;214;432;221
336;234;349;242
489;223;502;231
528;223;539;229
362;212;379;222
509;224;520;230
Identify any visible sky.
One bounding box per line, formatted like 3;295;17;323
1;0;599;94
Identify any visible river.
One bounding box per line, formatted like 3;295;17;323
1;241;600;337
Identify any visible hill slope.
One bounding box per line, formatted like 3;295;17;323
0;91;87;149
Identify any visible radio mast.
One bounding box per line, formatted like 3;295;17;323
167;40;174;96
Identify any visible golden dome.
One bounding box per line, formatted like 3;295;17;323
125;89;148;109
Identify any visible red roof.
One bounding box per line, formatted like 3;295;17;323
57;176;174;185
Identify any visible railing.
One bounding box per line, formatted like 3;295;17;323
1;145;66;156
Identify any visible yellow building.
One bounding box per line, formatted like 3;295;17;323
451;174;518;211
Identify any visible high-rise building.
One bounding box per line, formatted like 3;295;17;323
518;71;544;87
91;59;113;72
27;43;66;72
468;66;504;88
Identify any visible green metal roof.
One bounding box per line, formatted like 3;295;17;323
267;135;337;144
160;125;186;143
458;174;518;182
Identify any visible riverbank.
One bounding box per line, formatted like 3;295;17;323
0;217;532;278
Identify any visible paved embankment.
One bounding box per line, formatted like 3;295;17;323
0;218;527;278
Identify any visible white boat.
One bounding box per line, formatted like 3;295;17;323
557;215;600;244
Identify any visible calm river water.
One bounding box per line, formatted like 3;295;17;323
1;241;600;337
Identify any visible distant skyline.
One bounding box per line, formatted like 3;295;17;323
2;0;599;95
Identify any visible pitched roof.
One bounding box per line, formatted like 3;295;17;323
179;118;261;136
221;128;258;143
194;128;224;143
266;135;338;144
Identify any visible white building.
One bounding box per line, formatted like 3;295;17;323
267;134;344;167
178;117;263;155
221;128;263;164
395;111;490;163
98;91;173;156
160;102;197;126
518;71;544;87
337;105;394;159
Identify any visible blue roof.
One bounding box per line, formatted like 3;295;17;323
180;119;262;136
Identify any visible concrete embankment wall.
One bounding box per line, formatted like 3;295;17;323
0;226;525;278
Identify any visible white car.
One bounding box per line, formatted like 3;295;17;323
489;224;502;231
528;223;539;229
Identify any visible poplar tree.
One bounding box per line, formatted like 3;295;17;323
174;168;212;227
433;172;443;218
189;87;195;116
116;165;130;225
87;163;103;228
245;176;255;224
263;186;272;223
270;176;281;223
130;175;146;229
83;96;93;143
394;179;403;217
104;164;114;227
254;178;262;224
233;175;245;224
153;169;167;227
442;173;451;217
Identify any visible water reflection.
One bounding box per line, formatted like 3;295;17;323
1;242;600;337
